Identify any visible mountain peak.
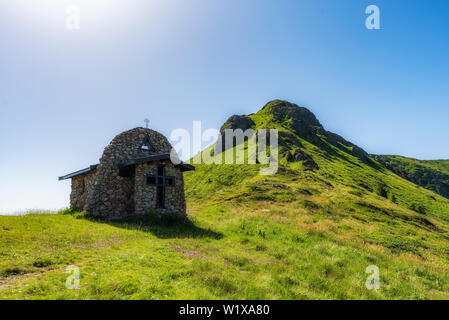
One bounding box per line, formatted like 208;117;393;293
215;99;369;164
261;100;322;127
258;100;324;140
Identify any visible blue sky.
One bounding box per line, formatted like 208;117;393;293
1;0;448;213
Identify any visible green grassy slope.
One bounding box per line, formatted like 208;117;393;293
183;100;449;299
424;160;449;173
2;100;449;299
372;155;449;199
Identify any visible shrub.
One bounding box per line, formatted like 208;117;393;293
408;203;427;215
32;258;53;268
389;194;398;204
58;207;84;215
299;199;322;210
374;183;388;198
1;266;28;277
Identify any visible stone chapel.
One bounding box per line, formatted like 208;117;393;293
59;127;194;217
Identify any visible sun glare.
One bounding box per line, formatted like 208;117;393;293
26;0;128;13
5;0;154;39
8;0;152;25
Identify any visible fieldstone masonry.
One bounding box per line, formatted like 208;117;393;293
59;127;193;218
134;160;186;214
70;170;96;208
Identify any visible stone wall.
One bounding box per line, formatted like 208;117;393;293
85;127;176;217
134;160;186;215
70;169;97;208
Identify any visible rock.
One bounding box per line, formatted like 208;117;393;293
214;115;255;154
278;131;303;148
325;131;369;163
221;115;255;132
262;100;324;142
289;149;319;170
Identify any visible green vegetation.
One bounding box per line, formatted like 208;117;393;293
2;100;449;299
372;155;449;199
424;160;449;173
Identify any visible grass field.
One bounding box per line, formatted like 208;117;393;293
2;100;449;299
2;164;449;299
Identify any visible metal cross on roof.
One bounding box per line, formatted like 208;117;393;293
144;118;150;129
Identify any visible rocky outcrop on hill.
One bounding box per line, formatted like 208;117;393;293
214;115;255;154
220;115;255;132
287;149;319;170
261;100;369;162
214;100;369;164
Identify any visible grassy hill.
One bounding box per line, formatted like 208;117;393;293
371;155;449;199
425;160;449;173
2;100;449;299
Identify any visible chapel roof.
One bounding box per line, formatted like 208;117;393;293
59;154;194;181
58;164;98;181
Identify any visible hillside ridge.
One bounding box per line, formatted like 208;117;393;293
215;99;369;164
214;99;449;199
371;155;449;199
